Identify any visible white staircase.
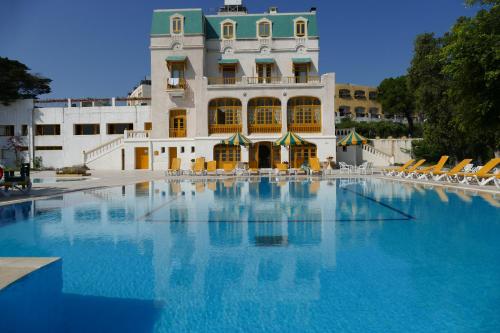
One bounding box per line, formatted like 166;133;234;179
361;144;394;166
84;136;124;164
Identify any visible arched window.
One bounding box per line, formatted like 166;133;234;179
214;144;241;169
248;98;281;134
172;16;183;34
291;144;317;168
222;22;235;39
287;97;321;132
208;98;242;134
258;21;271;38
295;20;306;37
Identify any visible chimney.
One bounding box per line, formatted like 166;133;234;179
219;0;247;15
268;7;278;14
310;7;317;13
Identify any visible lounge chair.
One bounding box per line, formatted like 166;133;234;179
431;159;473;182
192;158;206;176
383;160;415;176
339;162;353;174
223;163;236;176
309;158;323;176
455;158;500;185
275;163;289;176
359;162;373;175
167;158;181;176
397;159;426;177
206;161;218;176
410;156;449;180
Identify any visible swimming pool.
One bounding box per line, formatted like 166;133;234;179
0;178;499;332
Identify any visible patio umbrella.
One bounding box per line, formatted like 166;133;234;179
221;132;252;146
337;130;368;146
274;131;309;168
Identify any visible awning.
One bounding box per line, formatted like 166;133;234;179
218;59;239;65
166;55;187;62
255;58;275;64
292;57;312;64
337;130;368;146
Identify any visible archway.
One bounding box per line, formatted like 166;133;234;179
249;142;281;169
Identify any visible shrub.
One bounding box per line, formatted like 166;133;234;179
56;165;90;176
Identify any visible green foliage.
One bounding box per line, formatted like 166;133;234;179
56;165;90;176
377;76;416;134
0;57;51;105
337;119;422;139
405;2;499;163
33;156;43;169
465;0;499;6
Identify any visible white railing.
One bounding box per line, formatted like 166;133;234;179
124;130;151;140
84;135;124;164
335;128;354;138
362;144;394;165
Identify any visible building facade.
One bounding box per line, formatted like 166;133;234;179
0;1;336;170
335;83;382;122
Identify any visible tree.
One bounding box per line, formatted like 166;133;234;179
0;57;51;105
377;76;416;135
407;33;467;162
442;4;500;159
4;135;26;167
465;0;499;6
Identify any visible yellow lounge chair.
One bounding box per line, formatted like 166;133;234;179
309;158;323;176
276;163;289;176
455;158;500;185
193;157;206;176
206;161;218;176
223;163;236;176
397;159;426;177
431;159;473;182
167;158;181;176
383;160;415;176
410;156;449;180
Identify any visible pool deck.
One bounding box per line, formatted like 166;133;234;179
0;257;60;290
0;169;498;206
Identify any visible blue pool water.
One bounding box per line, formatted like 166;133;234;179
0;178;499;332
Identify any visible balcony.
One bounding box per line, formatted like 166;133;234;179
206;76;323;86
169;128;186;138
248;124;282;134
354;90;366;99
288;123;321;133
166;78;187;98
208;124;242;134
207;77;241;85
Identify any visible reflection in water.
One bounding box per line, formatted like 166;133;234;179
0;178;499;332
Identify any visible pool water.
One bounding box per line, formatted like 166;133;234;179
0;178;499;332
32;177;90;184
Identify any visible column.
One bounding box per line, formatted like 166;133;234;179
281;96;288;134
241;98;248;135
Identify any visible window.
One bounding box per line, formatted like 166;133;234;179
354;90;366;99
258;21;271;38
161;147;166;154
291;144;317;168
339;89;351;98
172;17;183;34
257;64;273;83
287;97;321;132
107;123;133;135
36;125;60;136
21;125;28;136
296;20;306;37
74;124;100;135
223;22;234;39
293;64;309;83
144;122;152;131
0;125;14;136
355;107;366;117
35;146;63;151
338;106;351;117
169;110;186;138
214;144;241;168
369;91;377;100
181;147;185;153
208;98;242;134
248;97;281;134
191;146;195;153
222;65;236;84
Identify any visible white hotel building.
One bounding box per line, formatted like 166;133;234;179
0;1;337;171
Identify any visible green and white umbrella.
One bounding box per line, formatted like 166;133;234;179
337;130;368;146
221;132;252;146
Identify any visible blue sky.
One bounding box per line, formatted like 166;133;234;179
0;0;478;98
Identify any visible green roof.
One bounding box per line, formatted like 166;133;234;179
205;14;318;39
151;9;204;35
292;57;312;64
150;10;318;39
218;59;239;65
166;55;187;62
255;58;275;64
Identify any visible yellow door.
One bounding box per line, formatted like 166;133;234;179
135;147;149;169
169;147;177;169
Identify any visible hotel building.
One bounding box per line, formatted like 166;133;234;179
0;1;336;170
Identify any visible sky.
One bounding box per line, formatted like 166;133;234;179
0;0;479;98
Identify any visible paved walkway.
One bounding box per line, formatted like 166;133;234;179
0;258;60;290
